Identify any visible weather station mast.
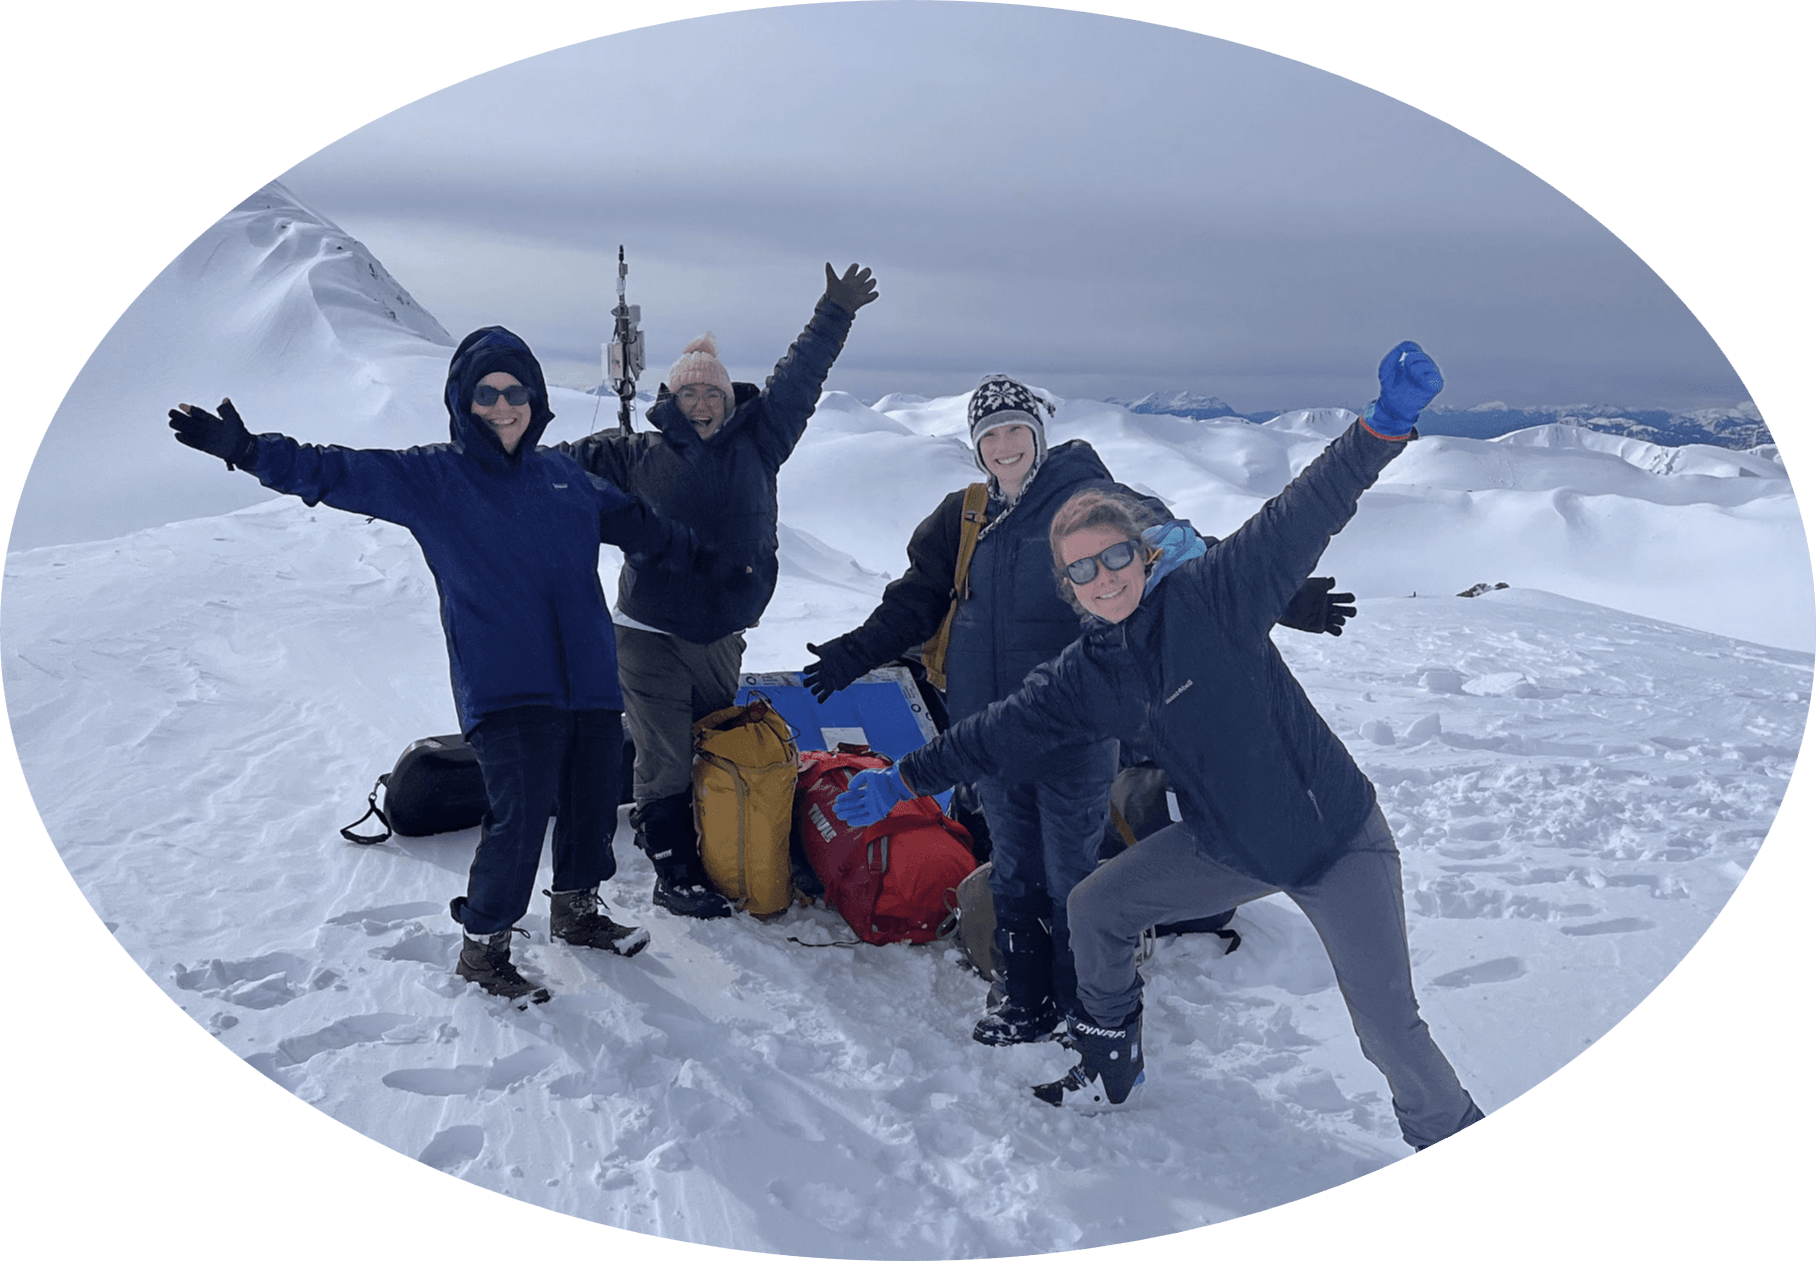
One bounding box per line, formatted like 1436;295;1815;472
604;246;645;433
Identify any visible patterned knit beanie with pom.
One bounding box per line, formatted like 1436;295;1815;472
667;332;734;402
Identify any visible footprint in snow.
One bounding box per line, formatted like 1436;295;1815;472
1429;956;1527;988
417;1125;485;1171
170;951;338;1009
323;901;443;935
382;1044;559;1096
1559;917;1655;936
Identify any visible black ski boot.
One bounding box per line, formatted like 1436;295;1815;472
456;927;550;1004
633;793;731;920
1033;1005;1144;1110
974;915;1059;1046
547;887;651;957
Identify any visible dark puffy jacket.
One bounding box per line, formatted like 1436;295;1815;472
900;421;1410;889
560;297;854;644
818;440;1158;723
245;326;697;732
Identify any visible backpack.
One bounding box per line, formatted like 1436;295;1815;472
795;745;977;944
918;482;989;692
339;734;488;844
693;695;800;917
1107;765;1241;953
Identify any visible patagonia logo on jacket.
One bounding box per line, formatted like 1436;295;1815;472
1164;679;1195;705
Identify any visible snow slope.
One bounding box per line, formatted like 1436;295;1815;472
4;505;1799;1256
5;180;1812;1255
10;183;453;552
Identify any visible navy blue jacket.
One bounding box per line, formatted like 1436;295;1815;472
900;421;1410;888
560;297;854;644
244;326;697;732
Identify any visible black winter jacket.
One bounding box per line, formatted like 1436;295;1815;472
899;421;1410;888
245;326;698;732
560;297;854;644
819;440;1160;723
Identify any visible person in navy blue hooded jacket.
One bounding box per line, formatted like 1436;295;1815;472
168;326;706;1003
804;376;1354;1047
833;344;1483;1150
557;263;878;919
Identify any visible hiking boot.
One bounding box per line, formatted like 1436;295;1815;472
976;912;1057;1045
547;887;650;957
652;869;733;920
1033;1005;1144;1110
456;928;550;1004
973;997;1060;1046
634;793;732;920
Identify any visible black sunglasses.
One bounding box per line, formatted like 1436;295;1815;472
472;383;531;407
1062;539;1141;585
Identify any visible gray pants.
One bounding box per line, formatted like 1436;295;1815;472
614;624;745;805
1068;808;1482;1149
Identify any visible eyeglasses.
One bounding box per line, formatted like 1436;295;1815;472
472;384;531;407
1062;540;1141;585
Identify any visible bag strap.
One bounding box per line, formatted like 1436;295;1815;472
339;774;393;845
920;481;990;692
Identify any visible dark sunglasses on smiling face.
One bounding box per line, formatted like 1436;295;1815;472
472;383;531;408
1063;539;1141;585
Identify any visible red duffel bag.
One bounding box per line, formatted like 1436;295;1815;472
795;745;977;945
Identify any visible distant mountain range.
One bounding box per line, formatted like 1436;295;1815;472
1108;393;1772;451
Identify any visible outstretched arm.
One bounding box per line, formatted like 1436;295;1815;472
804;489;964;701
168;398;424;525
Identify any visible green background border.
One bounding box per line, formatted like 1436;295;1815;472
3;0;1801;1257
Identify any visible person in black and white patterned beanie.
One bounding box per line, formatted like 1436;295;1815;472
968;374;1055;503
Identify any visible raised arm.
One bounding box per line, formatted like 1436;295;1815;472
803;489;965;701
748;263;877;467
1195;342;1438;633
168;398;425;525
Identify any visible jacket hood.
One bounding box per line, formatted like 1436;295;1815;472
1141;520;1206;596
444;326;557;462
647;381;760;451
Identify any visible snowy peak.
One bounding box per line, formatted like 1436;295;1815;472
1115;390;1244;420
213;182;451;350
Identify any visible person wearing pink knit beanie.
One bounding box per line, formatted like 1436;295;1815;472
556;262;878;918
665;332;737;439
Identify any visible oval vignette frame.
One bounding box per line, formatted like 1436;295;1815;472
3;2;1801;1261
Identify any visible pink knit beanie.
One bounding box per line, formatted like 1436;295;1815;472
667;332;733;401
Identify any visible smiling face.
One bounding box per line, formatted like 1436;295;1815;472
976;423;1038;499
472;371;532;453
676;383;730;438
1059;523;1145;624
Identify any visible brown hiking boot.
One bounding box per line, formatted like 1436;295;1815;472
456;928;549;1003
547;887;651;957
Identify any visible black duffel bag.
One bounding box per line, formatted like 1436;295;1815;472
340;734;486;844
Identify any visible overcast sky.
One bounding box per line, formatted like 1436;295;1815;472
278;2;1748;413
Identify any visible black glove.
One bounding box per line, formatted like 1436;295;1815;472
803;639;868;703
1278;576;1357;636
823;263;879;315
168;398;259;471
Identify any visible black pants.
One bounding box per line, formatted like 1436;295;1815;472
453;706;623;936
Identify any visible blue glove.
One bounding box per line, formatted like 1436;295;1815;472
832;766;913;828
1364;341;1444;436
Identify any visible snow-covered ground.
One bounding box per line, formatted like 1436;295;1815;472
4;183;1811;1255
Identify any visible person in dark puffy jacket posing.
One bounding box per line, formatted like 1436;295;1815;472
168;327;706;1003
805;376;1353;1046
834;343;1484;1151
559;263;878;919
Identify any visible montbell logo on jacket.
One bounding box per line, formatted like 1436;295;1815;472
246;325;694;732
